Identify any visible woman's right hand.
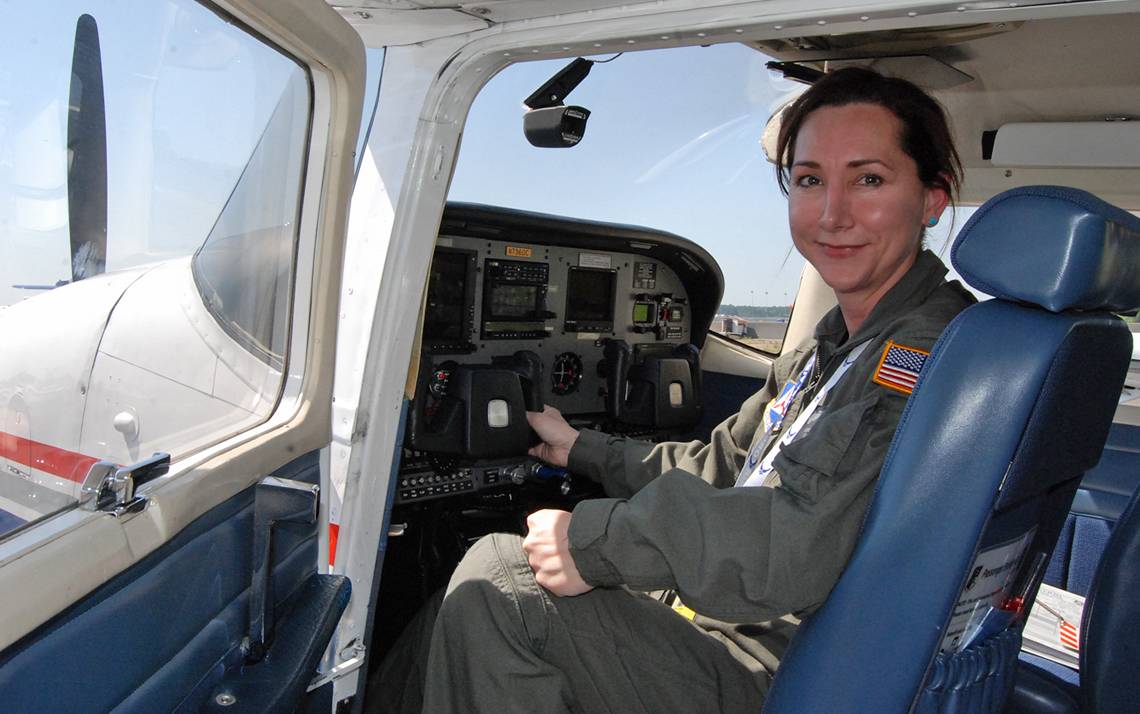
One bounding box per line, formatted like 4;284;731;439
526;405;580;468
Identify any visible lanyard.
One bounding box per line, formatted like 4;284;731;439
737;341;869;488
762;353;816;434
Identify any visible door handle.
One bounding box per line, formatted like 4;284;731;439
79;452;170;517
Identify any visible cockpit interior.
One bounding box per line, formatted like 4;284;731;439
373;202;729;660
364;7;1140;706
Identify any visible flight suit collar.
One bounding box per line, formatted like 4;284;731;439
813;249;950;363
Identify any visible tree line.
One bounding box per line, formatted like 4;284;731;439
718;304;791;319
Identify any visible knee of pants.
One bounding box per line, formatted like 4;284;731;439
441;533;515;606
436;533;544;645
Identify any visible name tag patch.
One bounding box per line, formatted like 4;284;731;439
872;341;929;395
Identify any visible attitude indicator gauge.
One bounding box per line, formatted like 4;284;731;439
551;352;584;395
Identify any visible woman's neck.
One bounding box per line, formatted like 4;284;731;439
836;250;920;336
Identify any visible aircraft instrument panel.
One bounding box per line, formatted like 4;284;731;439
400;202;723;505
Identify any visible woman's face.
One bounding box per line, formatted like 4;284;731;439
787;103;948;311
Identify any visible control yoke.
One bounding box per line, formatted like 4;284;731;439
409;350;544;458
601;339;702;429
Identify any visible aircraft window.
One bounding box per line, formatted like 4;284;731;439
0;1;309;540
191;69;309;368
449;44;807;355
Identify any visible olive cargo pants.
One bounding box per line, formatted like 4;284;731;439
371;533;767;713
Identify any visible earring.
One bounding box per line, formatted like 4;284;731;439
927;217;938;227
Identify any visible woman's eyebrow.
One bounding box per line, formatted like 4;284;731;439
792;158;894;169
849;158;892;169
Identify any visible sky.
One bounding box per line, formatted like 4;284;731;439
0;0;298;306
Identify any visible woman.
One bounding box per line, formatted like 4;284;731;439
390;68;976;713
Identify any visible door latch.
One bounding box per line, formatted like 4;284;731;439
80;452;171;517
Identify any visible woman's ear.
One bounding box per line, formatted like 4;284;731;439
923;179;951;224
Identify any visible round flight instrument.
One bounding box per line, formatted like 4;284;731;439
551;352;584;395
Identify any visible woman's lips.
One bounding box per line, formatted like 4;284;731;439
818;242;867;259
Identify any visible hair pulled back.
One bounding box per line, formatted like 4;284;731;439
775;67;962;202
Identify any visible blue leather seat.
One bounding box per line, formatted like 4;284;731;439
1006;481;1140;714
764;186;1140;714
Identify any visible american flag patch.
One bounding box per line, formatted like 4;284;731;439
872;341;929;395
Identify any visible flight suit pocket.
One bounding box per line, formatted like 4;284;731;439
773;393;879;504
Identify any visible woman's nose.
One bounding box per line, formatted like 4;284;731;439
819;184;854;231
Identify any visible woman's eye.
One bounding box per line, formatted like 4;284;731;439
857;174;883;186
794;174;821;187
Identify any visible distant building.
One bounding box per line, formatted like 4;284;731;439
716;313;786;341
720;315;749;336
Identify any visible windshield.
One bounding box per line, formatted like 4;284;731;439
449;44;808;353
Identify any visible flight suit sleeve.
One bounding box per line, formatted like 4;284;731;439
566;386;771;497
565;350;797;498
566;329;941;622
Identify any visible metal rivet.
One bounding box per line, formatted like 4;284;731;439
816;20;827;25
697;32;708;37
908;11;918;17
353;10;371;20
860;15;870;21
1004;170;1013;178
735;28;745;33
773;25;783;30
215;693;236;707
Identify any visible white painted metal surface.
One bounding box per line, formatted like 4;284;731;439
992;121;1140;168
0;269;148;500
81;261;282;467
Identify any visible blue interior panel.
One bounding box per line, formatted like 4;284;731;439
692;370;764;440
1042;423;1140;595
0;510;24;533
0;451;323;712
1070;423;1140;519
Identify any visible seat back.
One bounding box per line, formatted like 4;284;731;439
765;186;1140;714
1081;482;1140;713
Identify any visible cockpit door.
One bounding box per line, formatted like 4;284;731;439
0;0;363;709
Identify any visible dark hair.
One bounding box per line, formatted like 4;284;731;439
775;67;962;201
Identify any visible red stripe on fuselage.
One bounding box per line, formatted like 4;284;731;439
0;431;99;483
328;523;339;566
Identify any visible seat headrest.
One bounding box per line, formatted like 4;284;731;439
951;186;1140;313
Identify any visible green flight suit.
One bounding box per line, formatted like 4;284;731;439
412;251;974;713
